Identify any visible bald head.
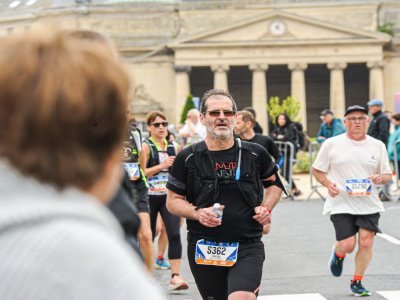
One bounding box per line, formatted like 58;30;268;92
187;108;200;123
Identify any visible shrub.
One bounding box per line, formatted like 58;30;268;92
179;94;195;124
267;96;301;124
293;150;317;174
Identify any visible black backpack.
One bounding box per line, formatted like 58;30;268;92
291;122;307;151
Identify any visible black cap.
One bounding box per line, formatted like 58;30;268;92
344;105;369;117
320;109;333;116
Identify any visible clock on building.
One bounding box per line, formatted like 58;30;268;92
269;20;287;36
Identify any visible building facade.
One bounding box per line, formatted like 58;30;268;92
1;0;399;135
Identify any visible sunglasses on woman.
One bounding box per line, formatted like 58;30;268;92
152;121;168;128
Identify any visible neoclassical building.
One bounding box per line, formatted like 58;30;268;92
1;0;399;134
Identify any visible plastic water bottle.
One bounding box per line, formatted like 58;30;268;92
212;203;223;220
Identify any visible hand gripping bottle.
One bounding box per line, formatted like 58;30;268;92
212;203;223;220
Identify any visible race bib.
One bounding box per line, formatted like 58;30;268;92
148;173;168;195
123;163;140;181
195;239;239;267
346;179;372;196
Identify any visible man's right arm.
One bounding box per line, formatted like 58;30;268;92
312;168;339;197
166;190;222;227
166;190;198;220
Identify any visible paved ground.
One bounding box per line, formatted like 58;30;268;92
153;174;400;300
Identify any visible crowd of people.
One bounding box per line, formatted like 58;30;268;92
0;27;399;300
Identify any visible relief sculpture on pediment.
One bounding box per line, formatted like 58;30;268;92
130;84;163;118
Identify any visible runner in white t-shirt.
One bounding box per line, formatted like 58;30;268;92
312;105;392;297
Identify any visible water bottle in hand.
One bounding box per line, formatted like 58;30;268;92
212;203;223;220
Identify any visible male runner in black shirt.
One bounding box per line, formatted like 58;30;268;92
234;110;280;162
166;89;283;300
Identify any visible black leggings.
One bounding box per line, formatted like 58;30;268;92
149;194;182;260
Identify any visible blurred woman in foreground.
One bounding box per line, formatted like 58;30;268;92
0;29;165;299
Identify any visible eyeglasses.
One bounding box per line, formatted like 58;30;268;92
346;116;367;122
205;110;236;117
152;121;168;128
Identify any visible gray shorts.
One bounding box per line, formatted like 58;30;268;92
330;213;381;241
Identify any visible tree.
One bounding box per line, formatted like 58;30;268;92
180;94;195;124
267;96;301;124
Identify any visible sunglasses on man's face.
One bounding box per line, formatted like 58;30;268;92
205;110;236;117
152;121;168;128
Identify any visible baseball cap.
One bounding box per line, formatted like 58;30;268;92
320;109;333;116
344;105;369;117
367;99;383;107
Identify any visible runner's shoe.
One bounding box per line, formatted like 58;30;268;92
329;250;344;277
168;274;189;291
155;257;170;270
350;280;371;297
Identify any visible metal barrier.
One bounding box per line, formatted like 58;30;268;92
305;141;325;201
274;141;295;200
393;140;400;192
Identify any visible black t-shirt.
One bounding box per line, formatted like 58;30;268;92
167;142;273;242
244;133;281;162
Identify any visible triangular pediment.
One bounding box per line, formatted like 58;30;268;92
170;10;390;47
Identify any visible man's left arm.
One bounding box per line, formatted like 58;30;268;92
369;173;392;185
369;142;392;184
252;174;282;225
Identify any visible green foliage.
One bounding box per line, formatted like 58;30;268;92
180;94;195;124
267;96;301;124
293;150;315;174
378;22;396;36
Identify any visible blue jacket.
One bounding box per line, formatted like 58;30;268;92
388;125;400;161
316;118;346;143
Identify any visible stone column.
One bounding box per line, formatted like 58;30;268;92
211;64;230;91
327;62;347;118
174;65;191;123
249;64;269;133
288;62;308;129
367;61;384;102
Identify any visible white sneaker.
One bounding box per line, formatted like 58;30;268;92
168;275;189;291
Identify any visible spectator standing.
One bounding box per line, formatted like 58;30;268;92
317;109;346;144
0;29;165;300
270;113;302;196
367;99;391;201
179;108;206;145
388;113;400;179
367;99;390;145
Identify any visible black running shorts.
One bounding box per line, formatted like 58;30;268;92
187;237;265;300
131;180;150;213
330;213;381;241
